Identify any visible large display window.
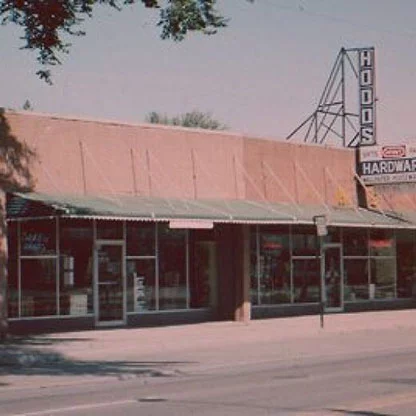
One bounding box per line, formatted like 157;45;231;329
293;258;320;303
251;225;401;307
59;219;93;316
291;226;318;256
96;220;123;240
343;228;368;256
369;229;395;257
371;258;396;299
258;228;290;304
21;219;56;256
189;229;218;309
19;219;58;317
158;225;187;310
251;225;319;305
396;230;416;298
21;258;57;316
127;259;156;311
250;227;259;305
126;222;155;256
7;222;18;318
343;258;369;300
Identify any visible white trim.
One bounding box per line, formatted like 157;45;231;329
8;314;94;321
56;216;60;315
20;255;58;259
95;239;124;245
126;255;156;260
96;320;125;328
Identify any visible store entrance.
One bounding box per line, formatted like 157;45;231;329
95;242;125;326
323;244;343;312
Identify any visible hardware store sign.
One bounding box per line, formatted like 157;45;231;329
359;144;416;185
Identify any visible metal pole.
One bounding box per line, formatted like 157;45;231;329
319;235;324;329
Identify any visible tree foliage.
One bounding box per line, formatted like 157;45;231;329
146;110;227;130
22;100;33;111
0;0;232;84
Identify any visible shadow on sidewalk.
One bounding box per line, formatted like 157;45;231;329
0;339;195;379
2;335;94;346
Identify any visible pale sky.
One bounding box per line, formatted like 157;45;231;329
1;0;415;145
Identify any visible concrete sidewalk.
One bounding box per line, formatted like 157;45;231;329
3;309;416;362
1;309;416;389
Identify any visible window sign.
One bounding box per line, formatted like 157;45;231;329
22;232;51;254
21;219;56;255
133;273;146;311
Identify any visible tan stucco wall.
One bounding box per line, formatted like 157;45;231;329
243;138;357;206
4;111;358;207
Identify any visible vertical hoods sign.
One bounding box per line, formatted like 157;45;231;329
359;48;376;146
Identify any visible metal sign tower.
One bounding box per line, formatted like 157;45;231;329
286;47;376;148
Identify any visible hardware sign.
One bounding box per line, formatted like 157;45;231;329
359;144;416;184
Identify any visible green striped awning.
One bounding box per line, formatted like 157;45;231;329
7;192;414;229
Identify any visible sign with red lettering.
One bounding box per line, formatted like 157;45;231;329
359;143;416;184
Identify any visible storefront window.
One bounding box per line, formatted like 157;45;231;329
371;258;396;299
396;230;416;298
189;231;217;308
21;219;56;256
126;222;155;256
257;228;291;304
127;259;156;311
59;220;93;316
343;228;368;256
326;227;341;243
158;225;187;310
293;258;320;303
7;221;18;318
21;258;57;316
126;222;157;312
344;259;369;300
250;229;259;305
369;229;395;257
96;220;123;240
292;226;318;256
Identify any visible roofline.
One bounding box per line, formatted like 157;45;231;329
2;108;245;138
2;108;353;151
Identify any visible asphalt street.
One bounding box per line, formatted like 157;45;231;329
1;310;416;415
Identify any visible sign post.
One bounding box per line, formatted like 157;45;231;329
313;215;327;329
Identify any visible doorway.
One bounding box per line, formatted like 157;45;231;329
95;242;126;326
322;244;343;312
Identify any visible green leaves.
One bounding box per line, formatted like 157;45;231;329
146;110;227;130
0;0;232;83
158;0;228;41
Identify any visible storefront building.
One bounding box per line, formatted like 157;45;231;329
2;110;416;333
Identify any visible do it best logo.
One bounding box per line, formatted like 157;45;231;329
381;145;406;159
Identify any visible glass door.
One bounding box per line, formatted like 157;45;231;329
323;244;343;312
95;243;125;325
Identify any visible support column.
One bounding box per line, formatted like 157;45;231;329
234;224;251;323
216;224;251;323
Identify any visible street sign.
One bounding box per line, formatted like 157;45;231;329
313;215;328;237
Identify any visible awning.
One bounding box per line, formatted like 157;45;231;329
6;192;415;229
